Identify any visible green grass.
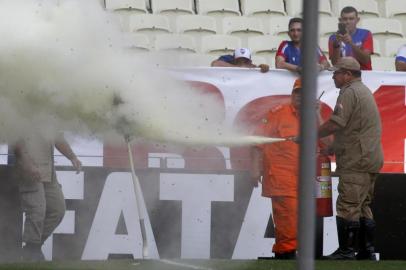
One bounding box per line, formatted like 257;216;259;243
0;259;406;270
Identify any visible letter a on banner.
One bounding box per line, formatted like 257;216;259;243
82;172;158;259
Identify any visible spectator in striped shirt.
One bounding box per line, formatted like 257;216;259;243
276;17;330;73
329;6;374;70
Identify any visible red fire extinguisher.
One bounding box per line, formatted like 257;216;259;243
316;154;333;217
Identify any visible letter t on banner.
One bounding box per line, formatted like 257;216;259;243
160;173;234;259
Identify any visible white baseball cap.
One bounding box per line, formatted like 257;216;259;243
234;48;252;60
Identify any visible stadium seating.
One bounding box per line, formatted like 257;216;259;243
284;0;301;17
196;0;241;16
373;38;382;56
200;34;241;54
319;16;339;37
176;15;217;51
222;17;265;46
318;36;330;54
248;35;281;54
196;0;241;33
318;0;334;17
180;53;218;66
383;38;406;57
121;33;151;51
128;14;172;35
332;0;380;18
146;51;216;67
240;0;285;17
267;16;293;38
361;18;403;50
371;56;395;71
385;0;406;18
285;0;333;17
105;0;148;13
106;0;149;31
222;17;265;35
176;15;217;34
151;0;194;15
248;35;282;67
154;34;197;52
251;55;268;66
361;18;403;37
385;0;406;36
150;0;195;31
102;0;403;68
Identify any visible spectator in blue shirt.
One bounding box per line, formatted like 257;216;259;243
329;6;373;70
276;17;330;73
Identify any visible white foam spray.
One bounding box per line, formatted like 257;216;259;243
0;0;281;147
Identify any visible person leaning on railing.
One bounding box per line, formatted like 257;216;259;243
211;47;269;73
275;17;330;73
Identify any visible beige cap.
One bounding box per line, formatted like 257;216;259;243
328;57;361;71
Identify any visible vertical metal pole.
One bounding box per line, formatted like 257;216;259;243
297;0;319;270
126;137;149;259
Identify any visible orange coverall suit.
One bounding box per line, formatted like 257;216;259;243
255;104;299;254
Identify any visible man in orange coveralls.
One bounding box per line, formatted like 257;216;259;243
251;78;302;260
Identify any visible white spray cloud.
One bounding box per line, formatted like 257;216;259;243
0;0;281;147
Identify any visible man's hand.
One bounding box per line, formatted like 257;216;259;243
341;33;353;45
295;66;302;74
250;172;262;187
71;157;82;174
258;64;270;73
320;145;334;156
55;138;82;174
334;33;343;45
317;63;325;72
29;166;42;182
286;136;300;144
250;147;263;187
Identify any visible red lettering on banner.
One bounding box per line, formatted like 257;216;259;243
374;85;406;173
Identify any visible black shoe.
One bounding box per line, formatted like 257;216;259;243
274;251;296;260
324;248;356;260
324;217;358;260
356;217;377;261
356;250;377;261
22;243;45;262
